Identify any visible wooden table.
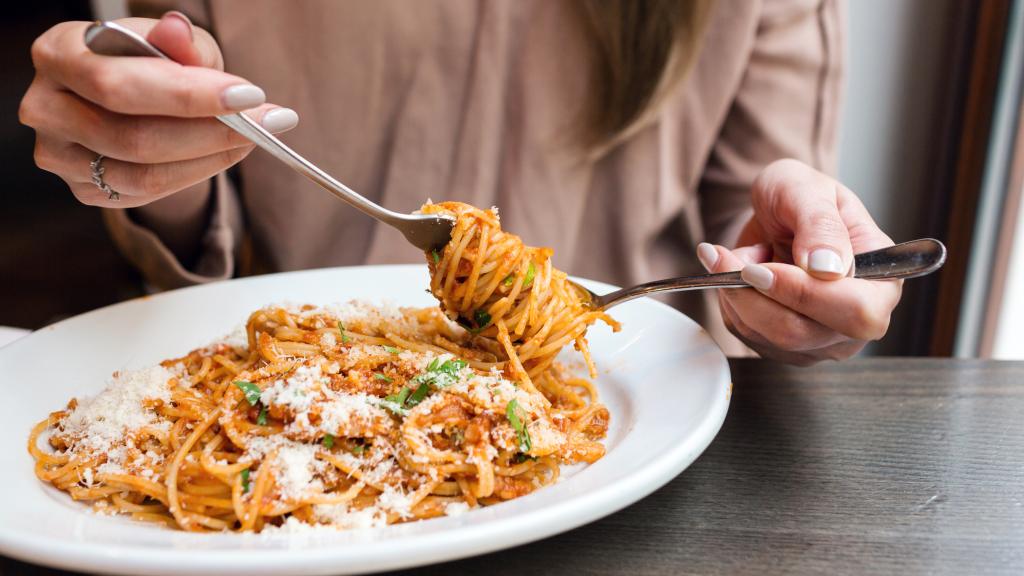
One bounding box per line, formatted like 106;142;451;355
5;358;1023;575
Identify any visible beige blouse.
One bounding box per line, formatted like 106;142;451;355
107;0;844;355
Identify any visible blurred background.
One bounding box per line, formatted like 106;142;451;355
1;0;1022;358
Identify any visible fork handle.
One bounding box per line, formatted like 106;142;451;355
596;238;947;309
83;21;407;226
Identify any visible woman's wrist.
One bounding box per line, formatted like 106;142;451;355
129;180;214;268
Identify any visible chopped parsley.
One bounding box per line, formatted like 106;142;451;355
351;444;365;455
513;453;538;464
431;249;441;265
380;357;469;417
322;434;335;449
412;357;467;388
256;406;268;426
523;261;536;288
406;382;430;407
382;387;412;415
473;309;491;330
337;321;351;344
457;311;490;334
389;387;412;405
374;372;394;383
234;381;261;406
383;345;401;354
502;261;536;289
505;399;532;453
241;468;251;493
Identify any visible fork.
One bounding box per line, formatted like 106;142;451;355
571;238;947;310
83;21;454;252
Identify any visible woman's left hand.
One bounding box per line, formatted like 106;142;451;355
697;159;902;365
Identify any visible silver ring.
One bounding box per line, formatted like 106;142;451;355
89;154;119;201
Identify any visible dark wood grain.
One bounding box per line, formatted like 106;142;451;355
5;358;1023;576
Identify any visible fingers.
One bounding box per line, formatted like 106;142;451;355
739;261;902;342
99;16;224;69
145;12;204;67
35;134;254;208
701;244;851;352
751;159;854;280
32;20;263;117
835;185;895;254
23;82;296;163
718;297;865;365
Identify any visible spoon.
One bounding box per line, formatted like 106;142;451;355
572;238;947;311
83;21;454;252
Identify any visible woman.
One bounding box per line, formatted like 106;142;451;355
18;0;899;365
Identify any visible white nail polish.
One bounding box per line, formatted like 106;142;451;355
222;85;266;111
697;242;719;272
741;264;774;290
261;108;299;132
808;248;845;275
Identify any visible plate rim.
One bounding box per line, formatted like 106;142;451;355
0;264;731;575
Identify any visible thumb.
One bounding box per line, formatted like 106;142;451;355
145;12;221;69
753;160;854;280
790;198;854;280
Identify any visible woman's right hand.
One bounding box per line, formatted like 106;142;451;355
19;12;298;208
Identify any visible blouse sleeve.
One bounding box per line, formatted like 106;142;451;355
103;173;244;289
698;0;845;248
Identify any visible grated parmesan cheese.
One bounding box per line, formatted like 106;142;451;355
314;503;387;529
246;436;329;501
444;501;470;517
61;365;175;465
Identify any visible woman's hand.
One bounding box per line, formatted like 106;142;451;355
697;159;902;365
19;12;298;209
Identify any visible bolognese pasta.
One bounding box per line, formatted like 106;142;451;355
29;204;616;533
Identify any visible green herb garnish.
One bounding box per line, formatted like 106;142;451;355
241;468;251;493
352;444;365;455
513;453;539;464
383;345;401;354
505;399;532;453
411;357;467;388
502;261;536;289
337;321;351;344
256;406;268;426
380;358;469;416
234;381;261;406
322;434;335;449
473;309;491;330
384;387;411;409
406;382;430;407
432;250;441;265
374;372;394;383
523;261;536;288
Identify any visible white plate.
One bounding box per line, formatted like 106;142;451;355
0;265;730;575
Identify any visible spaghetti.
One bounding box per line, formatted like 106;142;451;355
29;204;617;533
422;201;619;394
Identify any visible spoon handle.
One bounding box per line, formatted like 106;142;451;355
596;238;947;309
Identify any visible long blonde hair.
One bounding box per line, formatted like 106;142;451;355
577;0;716;157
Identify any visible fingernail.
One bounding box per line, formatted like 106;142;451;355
741;264;774;291
164;11;194;41
808;248;845;275
222;84;266;111
697;242;719;272
261;108;299;132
